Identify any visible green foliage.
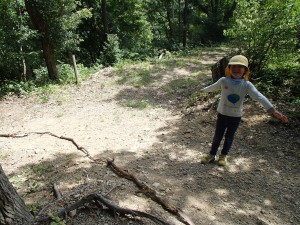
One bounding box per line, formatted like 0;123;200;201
36;84;60;103
190;0;237;43
109;0;153;52
30;0;92;53
100;34;123;66
0;60;99;100
78;0;153;64
0;81;36;97
80;63;103;80
226;0;299;76
9;175;23;190
28;203;38;215
143;0;183;49
50;216;66;225
255;60;300;102
224;0;299;107
0;0;38;80
58;62;101;83
0;0;91;82
35;62;98;85
293;99;300;107
27;180;40;193
57;64;74;84
0;65;98;105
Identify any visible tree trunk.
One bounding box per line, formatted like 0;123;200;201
20;46;27;82
182;0;188;48
101;0;108;43
211;56;229;82
165;0;175;42
41;37;59;81
223;1;237;22
0;165;34;225
24;0;59;81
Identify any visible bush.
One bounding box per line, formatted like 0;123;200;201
255;62;300;103
100;34;123;66
0;80;36;97
226;0;299;76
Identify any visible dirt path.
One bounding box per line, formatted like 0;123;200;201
0;49;299;225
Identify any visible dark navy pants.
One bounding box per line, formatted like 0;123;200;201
210;113;242;156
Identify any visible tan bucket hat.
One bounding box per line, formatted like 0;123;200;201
225;55;249;80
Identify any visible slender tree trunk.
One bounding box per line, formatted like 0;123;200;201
183;0;188;47
16;0;27;81
165;0;175;42
20;46;27;81
24;0;59;81
0;165;34;225
101;0;108;43
178;0;181;29
223;1;236;22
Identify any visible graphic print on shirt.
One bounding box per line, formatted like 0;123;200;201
227;94;240;104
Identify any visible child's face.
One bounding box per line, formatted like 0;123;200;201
230;65;247;79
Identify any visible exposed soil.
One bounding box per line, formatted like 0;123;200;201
0;49;299;225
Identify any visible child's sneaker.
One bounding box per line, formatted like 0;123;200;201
217;155;227;166
201;154;216;164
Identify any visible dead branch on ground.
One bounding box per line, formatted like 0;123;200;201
0;133;28;138
35;193;172;225
53;183;62;200
0;132;106;163
107;160;195;225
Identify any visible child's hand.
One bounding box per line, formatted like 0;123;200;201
268;108;288;123
273;111;288;123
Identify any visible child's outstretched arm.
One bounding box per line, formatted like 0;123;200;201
200;78;223;93
267;108;289;123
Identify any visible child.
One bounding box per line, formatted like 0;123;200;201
200;55;288;166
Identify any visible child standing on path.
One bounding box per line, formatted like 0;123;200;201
200;55;288;166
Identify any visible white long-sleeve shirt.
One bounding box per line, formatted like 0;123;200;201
202;77;273;117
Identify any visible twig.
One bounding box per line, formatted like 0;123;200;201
0;133;28;138
0;131;107;163
34;131;97;162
